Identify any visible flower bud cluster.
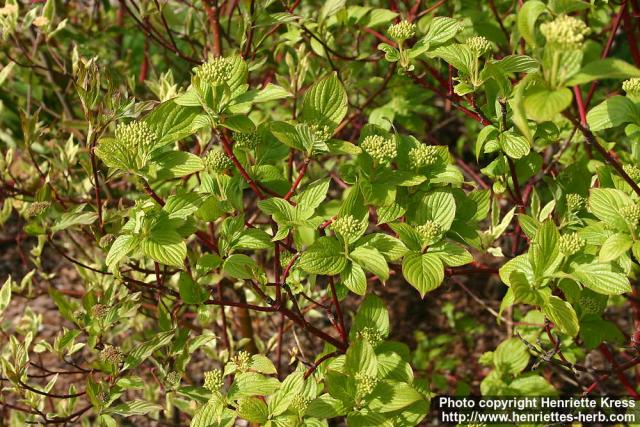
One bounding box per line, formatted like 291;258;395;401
309;122;333;143
416;220;442;244
166;371;181;386
100;345;124;365
467;36;492;56
26;201;50;218
559;232;585;255
565;193;586;212
409;145;439;169
204;149;232;172
540;15;589;50
355;372;378;397
203;369;223;391
232;131;260;149
91;304;108;320
361;135;396;164
331;215;364;242
194;57;233;86
388;20;416;41
357;327;383;348
623;164;640;182
231;351;251;373
621;204;640;224
291;395;310;412
622;78;640;97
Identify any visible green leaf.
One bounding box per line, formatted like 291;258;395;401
299;237;347;275
178;272;208;304
423;17;463;48
233;228;273;250
237;397;268;424
352;294;390;339
249;354;277;375
586;96;639;131
357;233;408;261
268;372;304;416
429;241;473;267
163;193;204;219
501;131;530;159
524;86;572;122
566;59;640;86
295;178;330;211
350;247;389;280
494;338;530;376
151;151;204;178
415;189;456;231
431;44;474;75
141;228;186;267
306;394;349;418
588;188;633;232
145;100;204;147
543;296;579;337
345;339;377;377
221;115;255;133
599;233;633;262
124;330;175;370
571;262;632;295
529;220;561;279
103;400;161;416
511;272;547;305
499;255;534;287
367;381;423;413
51;209;97;232
301;73;348;128
0;277;11;318
341;261;367;295
233;83;292;104
402;252;444;297
517;0;547;48
228;372;281;400
106;235;138;269
223;254;258;279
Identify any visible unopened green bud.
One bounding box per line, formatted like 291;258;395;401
26;201;50;218
624;164;640;182
194;57;233;86
409;145;439;169
467;36;492;56
331;215;365;242
623;78;640;97
232;131;260;149
620;204;640;224
355;372;378;397
231;351;251;373
100;345;124;365
559;233;585;256
357;327;383;348
388;20;416;42
204;149;232;173
361;135;396;164
566;193;586;212
416;220;442;244
203;369;223;391
540;15;589;50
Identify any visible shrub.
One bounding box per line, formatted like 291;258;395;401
1;0;640;425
